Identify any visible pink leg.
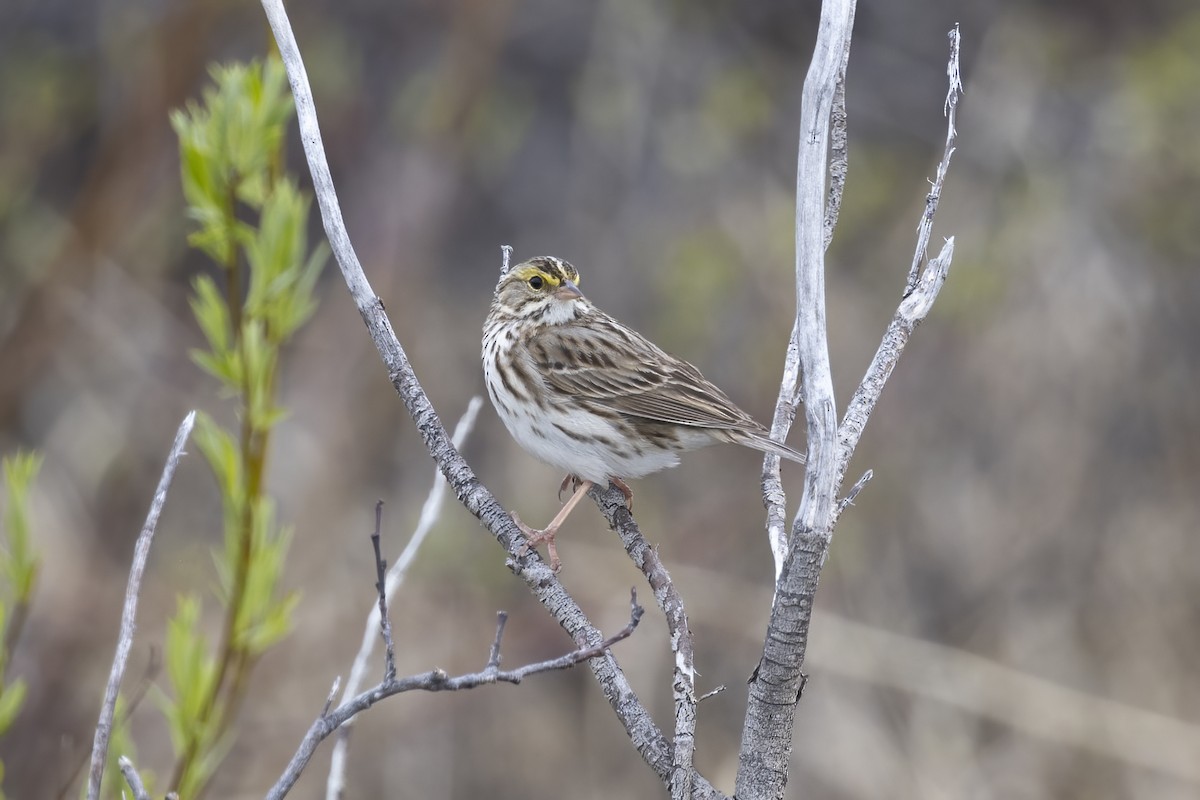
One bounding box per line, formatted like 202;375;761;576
513;480;594;571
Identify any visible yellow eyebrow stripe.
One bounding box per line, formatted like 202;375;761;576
513;265;561;286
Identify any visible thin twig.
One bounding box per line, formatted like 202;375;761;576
760;326;800;578
369;501;396;682
486;612;508;672
118;756;150;800
326;398;482;800
322;677;341;717
266;592;644;800
259;3;725;796
836;469;873;518
588;484;697;800
59;649;162;800
837;25;961;477
905;24;962;296
87;411;195;800
500;244;513;275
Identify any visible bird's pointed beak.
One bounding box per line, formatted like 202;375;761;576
555;281;583;301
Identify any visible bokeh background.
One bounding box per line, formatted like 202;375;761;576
2;0;1199;797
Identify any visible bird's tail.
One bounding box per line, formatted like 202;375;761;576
735;430;807;464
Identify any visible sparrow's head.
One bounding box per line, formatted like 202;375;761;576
492;256;587;324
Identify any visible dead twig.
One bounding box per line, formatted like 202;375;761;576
86;412;195;800
265;591;645;800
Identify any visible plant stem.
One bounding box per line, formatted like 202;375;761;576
1;599;30;683
169;186;272;796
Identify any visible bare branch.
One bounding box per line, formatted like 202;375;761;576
838;239;953;479
87;411;195;800
322;677;341;717
118;756;150;800
741;22;963;800
741;0;858;793
266;594;645;800
256;3;722;795
588;484;698;800
905;23;962;295
838;25;961;476
369;502;396;683
836;468;873;518
761;17;853;580
824;44;851;250
326;398;482;800
60;650;162;800
486;611;508;672
760;327;801;578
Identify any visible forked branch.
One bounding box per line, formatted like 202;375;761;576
265;590;646;800
326;398;482;800
739;14;962;800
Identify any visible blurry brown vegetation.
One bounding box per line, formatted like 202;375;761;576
2;0;1199;797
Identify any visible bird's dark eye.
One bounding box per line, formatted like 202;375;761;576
529;275;544;289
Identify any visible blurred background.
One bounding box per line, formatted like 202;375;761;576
2;0;1199;797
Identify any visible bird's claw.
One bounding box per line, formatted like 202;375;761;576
557;473;583;504
512;512;563;572
611;477;634;510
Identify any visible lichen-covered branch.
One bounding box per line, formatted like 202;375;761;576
589;484;698;800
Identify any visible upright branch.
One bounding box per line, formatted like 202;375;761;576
87;411;196;800
368;502;397;683
738;12;964;800
588;484;697;800
761;10;854;579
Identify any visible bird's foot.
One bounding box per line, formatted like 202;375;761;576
512;512;562;572
611;477;634;510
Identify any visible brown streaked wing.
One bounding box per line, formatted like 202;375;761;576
528;313;762;431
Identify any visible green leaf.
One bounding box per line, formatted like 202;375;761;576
237;320;279;431
163;596;217;729
0;679;25;733
2;452;42;604
192;415;242;517
189;348;240;390
189;275;232;357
